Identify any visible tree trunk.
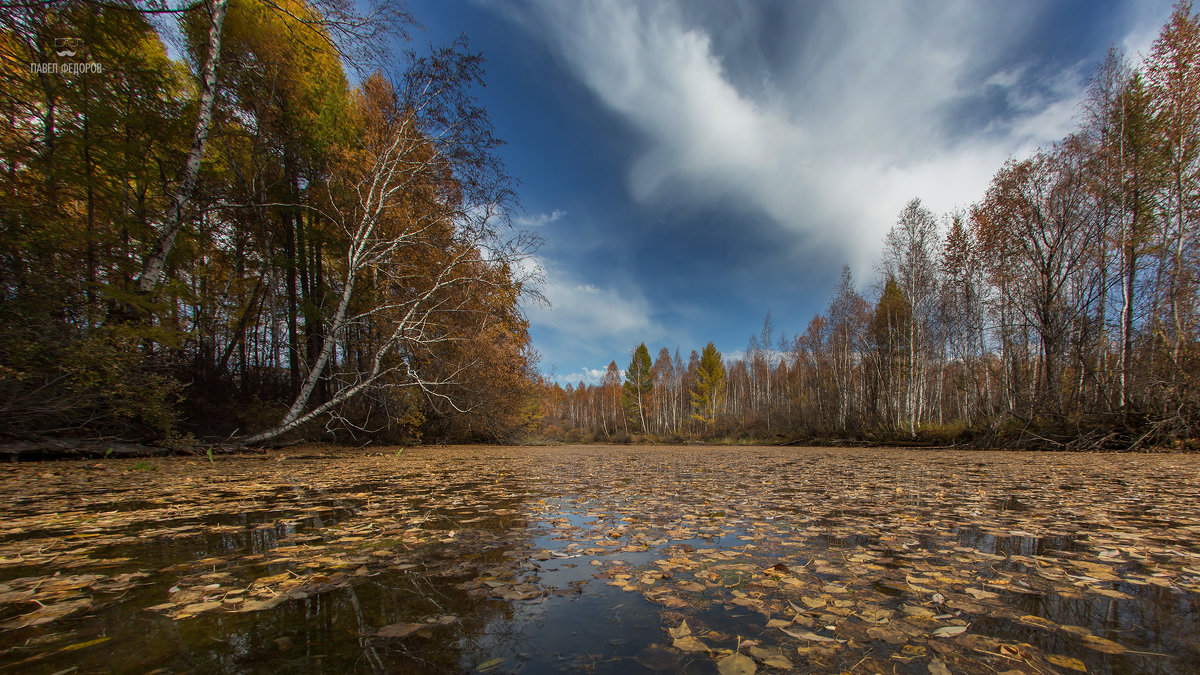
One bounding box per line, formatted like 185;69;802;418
284;210;299;394
136;0;228;294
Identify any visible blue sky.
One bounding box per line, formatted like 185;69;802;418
406;0;1175;385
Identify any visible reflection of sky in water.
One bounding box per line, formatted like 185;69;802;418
0;447;1198;673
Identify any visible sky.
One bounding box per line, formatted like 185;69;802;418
406;0;1176;386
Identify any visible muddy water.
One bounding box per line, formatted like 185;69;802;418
0;445;1198;673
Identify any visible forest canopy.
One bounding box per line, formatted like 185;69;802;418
0;0;541;445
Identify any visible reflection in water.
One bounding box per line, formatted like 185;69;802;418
0;446;1199;674
953;525;1080;557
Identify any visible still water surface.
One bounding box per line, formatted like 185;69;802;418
0;445;1198;673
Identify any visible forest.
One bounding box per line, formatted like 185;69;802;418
0;0;542;447
538;5;1200;451
2;0;1199;452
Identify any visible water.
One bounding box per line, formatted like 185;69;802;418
1;445;1198;673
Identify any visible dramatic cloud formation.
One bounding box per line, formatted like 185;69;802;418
446;0;1178;380
513;0;1171;274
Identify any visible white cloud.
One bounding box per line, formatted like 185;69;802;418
514;0;1175;275
554;367;609;386
523;254;665;374
513;209;567;227
529;267;655;339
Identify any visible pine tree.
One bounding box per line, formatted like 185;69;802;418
622;343;653;435
690;342;727;427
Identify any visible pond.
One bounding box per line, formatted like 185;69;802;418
0;445;1198;673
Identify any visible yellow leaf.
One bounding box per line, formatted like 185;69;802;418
1081;635;1126;654
717;652;757;675
1046;654;1087;671
477;657;505;671
60;637;112;652
1019;615;1058;631
673;635;710;653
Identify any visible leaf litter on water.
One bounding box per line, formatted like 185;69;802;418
0;445;1198;673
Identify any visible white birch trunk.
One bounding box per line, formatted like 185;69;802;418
136;0;228;293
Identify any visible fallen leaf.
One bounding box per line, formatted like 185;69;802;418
1019;615;1058;631
867;625;908;644
1081;635;1127;654
375;622;425;638
762;654;793;669
658;595;688;608
0;598;93;629
899;644;928;658
673;635;710;653
668;620;692;639
780;627;838;642
860;607;893;623
476;656;505;672
932;625;967;638
1046;654;1087;671
800;596;826;609
60;637;112;652
238;597;284;612
717;652;757;675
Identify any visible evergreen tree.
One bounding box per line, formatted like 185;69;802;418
690;342;726;427
622;343;653;435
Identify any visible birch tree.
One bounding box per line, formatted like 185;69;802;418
134;0;227;295
241;45;528;444
882;198;940;435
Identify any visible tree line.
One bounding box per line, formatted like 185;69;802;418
0;0;541;445
538;5;1200;450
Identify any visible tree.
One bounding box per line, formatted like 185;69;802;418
136;0;414;297
975;144;1098;413
622;343;653;435
828;266;868;430
1147;1;1200;369
1081;46;1131;411
882;198;940;435
690;342;726;428
941;212;990;423
651;346;674;434
757;311;776;433
134;0;228;295
870;275;911;431
0;2;191;437
240;43;530;444
601;360;621;437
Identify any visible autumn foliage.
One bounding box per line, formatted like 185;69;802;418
0;0;539;444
